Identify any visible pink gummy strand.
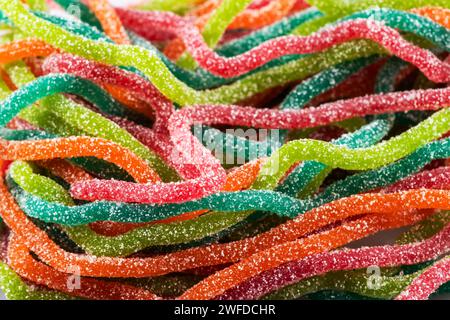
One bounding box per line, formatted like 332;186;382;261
70;152;225;204
70;102;227;203
395;256;450;300
42;53;174;132
43;54;215;183
70;88;450;203
169;89;449;129
116;9;450;81
218;220;450;300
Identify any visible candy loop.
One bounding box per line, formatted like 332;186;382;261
85;0;130;45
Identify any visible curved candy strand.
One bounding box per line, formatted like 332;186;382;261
0;133;254;254
186;0;252;45
337;8;450;50
0;261;72;300
1;72;144;123
1;1;448;300
1;7;448;93
0;39;55;63
0;83;398;252
8;147;450;262
23;5;312;90
8;157;260;229
5;121;450;226
215;9;322;57
162;0;294;64
41;53;175;130
253;106;450;191
79;7;450;93
277;59;394;196
7;236;160;300
1;65;228;204
40;53;279;161
0;134;158;183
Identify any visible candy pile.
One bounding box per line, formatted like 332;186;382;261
0;0;449;300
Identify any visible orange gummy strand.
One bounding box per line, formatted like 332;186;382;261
411;7;450;28
0;137;160;183
85;0;130;45
102;83;156;120
36;159;94;184
0;39;56;64
0;67;19;91
229;0;297;29
0;166;448;279
7;236;159;300
191;0;221;17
